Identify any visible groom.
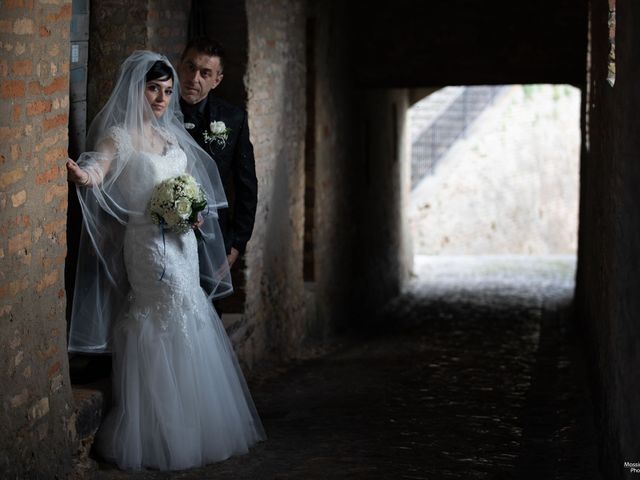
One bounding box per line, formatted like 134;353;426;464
178;37;258;268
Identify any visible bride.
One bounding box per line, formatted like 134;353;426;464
66;51;265;470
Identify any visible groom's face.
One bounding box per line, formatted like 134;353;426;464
178;49;223;105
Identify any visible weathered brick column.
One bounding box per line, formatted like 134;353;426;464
87;0;189;121
576;0;640;478
0;0;75;476
240;0;308;364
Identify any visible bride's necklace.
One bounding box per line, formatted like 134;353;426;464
149;131;159;150
144;125;165;155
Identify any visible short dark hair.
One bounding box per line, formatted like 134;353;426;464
145;60;174;82
181;36;225;72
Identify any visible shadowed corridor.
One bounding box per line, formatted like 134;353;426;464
91;256;601;480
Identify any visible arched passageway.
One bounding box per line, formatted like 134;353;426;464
3;0;640;478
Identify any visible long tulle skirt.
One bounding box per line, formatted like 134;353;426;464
94;286;265;471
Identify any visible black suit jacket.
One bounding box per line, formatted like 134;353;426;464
181;93;258;255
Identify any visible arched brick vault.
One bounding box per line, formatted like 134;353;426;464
2;0;639;478
349;0;588;88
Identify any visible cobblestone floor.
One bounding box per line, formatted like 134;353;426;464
92;255;601;480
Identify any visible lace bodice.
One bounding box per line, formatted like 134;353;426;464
105;126;198;318
110;126;188;219
124;149;187;217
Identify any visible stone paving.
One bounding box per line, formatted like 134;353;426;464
90;255;601;480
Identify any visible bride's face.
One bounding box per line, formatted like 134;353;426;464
144;78;173;118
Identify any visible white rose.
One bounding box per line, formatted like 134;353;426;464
163;210;181;228
210;121;226;135
183;180;199;198
174;198;192;219
157;184;174;203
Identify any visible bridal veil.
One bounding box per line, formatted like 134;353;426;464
68;51;232;353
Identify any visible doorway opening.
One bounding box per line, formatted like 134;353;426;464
407;84;580;287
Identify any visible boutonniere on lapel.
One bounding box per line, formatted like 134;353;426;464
203;121;231;149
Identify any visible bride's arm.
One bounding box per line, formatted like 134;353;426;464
66;158;90;185
66;138;116;187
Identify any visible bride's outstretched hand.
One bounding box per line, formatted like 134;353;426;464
66;158;90;186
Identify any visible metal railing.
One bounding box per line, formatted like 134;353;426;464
411;86;506;189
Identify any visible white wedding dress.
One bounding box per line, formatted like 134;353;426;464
93;127;265;471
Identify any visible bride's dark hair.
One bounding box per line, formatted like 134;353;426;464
146;60;174;82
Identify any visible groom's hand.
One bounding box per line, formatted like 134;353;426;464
227;247;239;268
192;213;204;229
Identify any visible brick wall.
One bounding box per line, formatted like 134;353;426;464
147;0;189;67
350;89;412;321
0;0;75;476
576;0;640;478
87;0;189;122
237;0;307;366
311;2;359;331
311;2;412;330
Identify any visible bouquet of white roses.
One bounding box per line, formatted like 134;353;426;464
147;174;207;234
